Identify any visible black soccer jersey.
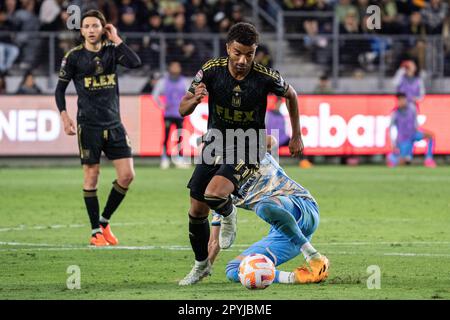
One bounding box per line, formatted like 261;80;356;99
188;57;290;163
57;42;141;129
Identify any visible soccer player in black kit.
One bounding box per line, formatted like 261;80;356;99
178;23;304;285
55;10;141;246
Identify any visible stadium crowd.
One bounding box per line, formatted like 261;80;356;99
0;0;450;84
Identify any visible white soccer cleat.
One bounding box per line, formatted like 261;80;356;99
219;205;237;249
178;260;212;286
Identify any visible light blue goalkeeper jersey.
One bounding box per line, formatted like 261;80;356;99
233;153;316;210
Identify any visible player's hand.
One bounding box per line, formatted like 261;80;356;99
194;82;208;103
289;135;304;157
104;24;122;45
62;116;76;136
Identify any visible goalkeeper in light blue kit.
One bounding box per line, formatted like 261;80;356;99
207;136;329;284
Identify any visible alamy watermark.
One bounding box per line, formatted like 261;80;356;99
366;265;381;289
366;5;381;30
167;128;281;167
66;265;81;290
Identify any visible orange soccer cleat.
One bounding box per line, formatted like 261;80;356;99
90;232;109;246
100;224;119;245
294;255;330;284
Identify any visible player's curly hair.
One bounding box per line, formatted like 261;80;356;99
227;22;259;46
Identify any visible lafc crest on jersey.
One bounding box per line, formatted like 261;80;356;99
232;85;242;108
94;57;104;75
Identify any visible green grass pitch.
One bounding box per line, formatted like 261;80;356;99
0;164;449;299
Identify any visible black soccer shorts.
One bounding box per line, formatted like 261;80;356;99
77;124;132;165
187;160;259;202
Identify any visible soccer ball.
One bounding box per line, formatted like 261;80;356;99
238;254;275;290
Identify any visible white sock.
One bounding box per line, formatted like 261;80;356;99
91;228;102;235
99;216;109;224
195;259;208;267
301;242;320;261
278;271;295;284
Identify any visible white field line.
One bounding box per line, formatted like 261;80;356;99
0;217;427;233
1;241;450;258
0;222;144;233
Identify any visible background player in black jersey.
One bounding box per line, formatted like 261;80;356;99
178;23;304;285
55;10;141;246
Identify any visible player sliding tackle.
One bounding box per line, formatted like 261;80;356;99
55;10;141;246
178;22;304;286
206;136;329;285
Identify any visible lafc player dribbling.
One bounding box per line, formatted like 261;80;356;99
178;22;304;285
55;10;141;246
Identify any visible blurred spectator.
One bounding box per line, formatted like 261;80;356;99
0;0;20;75
159;0;185;28
421;0;448;34
254;44;273;68
11;0;41;70
355;0;369;29
118;5;142;55
402;11;427;71
166;13;198;74
283;0;305;11
314;74;334;94
230;4;248;24
303;18;331;64
266;98;290;147
151;60;189;169
141;11;163;69
186;0;211;27
336;0;358;24
191;11;212;63
39;0;63;31
212;0;234;27
141;70;162;94
16;71;42;94
392;60;425;107
0;73;6;94
339;10;368;69
378;0;401;34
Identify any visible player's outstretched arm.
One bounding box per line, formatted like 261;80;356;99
55;80;76;136
106;24;142;69
208;225;221;265
284;85;304;157
179;82;208;117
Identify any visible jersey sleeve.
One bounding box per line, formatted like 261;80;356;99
58;53;76;83
268;70;289;97
187;62;212;95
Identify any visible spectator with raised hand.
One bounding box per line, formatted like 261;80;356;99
393;60;425;108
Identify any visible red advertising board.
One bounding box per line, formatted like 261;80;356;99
1;95;449;156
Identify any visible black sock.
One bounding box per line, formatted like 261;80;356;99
83;189;100;231
189;214;210;262
101;180;128;226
